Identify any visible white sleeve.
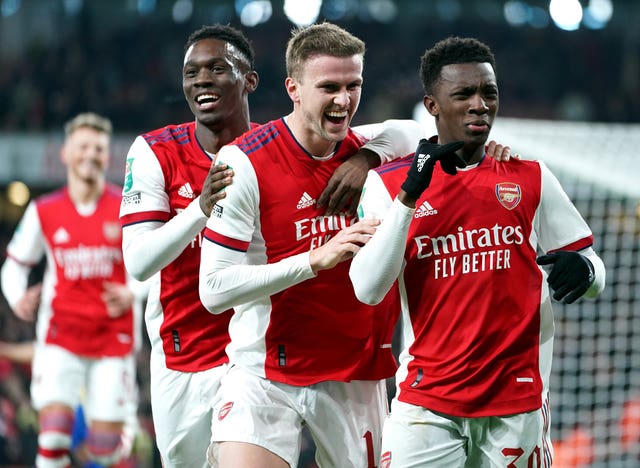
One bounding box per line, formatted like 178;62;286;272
199;243;314;314
120;136;209;281
537;161;594;253
536;161;605;298
581;247;606;298
1;202;44;309
353;119;424;165
350;173;411;305
198;145;315;314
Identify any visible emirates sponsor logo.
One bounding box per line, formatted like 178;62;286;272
218;401;234;421
496;182;521;210
414;223;525;259
53;245;122;280
295;214;356;249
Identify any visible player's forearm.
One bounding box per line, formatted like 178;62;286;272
350;197;413;304
122;199;207;280
358;119;424;165
199;242;315;314
0;258;30;311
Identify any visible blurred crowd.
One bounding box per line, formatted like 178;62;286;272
0;7;638;137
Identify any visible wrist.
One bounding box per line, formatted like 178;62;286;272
584;256;595;284
398;190;418;208
358;148;382;169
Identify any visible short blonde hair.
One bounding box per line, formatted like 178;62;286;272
285;22;365;80
64;112;113;137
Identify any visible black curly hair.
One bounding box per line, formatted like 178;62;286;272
185;24;255;70
420;37;496;95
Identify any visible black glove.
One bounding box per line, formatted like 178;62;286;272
401;139;465;200
536;251;595;304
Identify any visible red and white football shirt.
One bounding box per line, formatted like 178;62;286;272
356;154;594;417
119;122;234;372
6;184;133;357
201;118;400;385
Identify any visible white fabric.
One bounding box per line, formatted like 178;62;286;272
354;119;425;165
210;365;388;467
31;343;134;422
121;136;209;281
149;341;227;468
381;398;552;468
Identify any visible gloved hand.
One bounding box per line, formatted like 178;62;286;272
401;138;465;200
536;251;595;304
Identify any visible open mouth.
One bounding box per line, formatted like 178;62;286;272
195;93;221;109
325;110;348;125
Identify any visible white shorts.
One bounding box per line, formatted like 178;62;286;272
149;340;227;468
31;343;135;422
380;398;553;468
210;365;388;468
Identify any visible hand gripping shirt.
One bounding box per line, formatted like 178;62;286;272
119;122;233;372
353;155;597;417
5;184;133;357
200;118;401;385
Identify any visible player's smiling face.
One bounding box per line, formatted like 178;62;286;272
62;127;110;183
426;62;498;149
182;38;253;128
285;53;363;157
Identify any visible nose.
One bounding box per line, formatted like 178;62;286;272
469;94;489;113
333;89;350;107
194;67;214;85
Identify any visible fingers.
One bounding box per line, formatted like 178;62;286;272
316;180;337;209
536;254;555;266
345;194;360;218
309;219;380;273
205;164;234;192
486;141;512;161
323;187;359;216
562;286;587;304
200;164;234;216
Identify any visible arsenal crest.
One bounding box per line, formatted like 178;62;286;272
496;182;521;210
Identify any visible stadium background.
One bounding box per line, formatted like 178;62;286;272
0;0;638;466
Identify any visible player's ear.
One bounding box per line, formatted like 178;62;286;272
60;143;69;166
245;70;259;94
285;77;300;104
424;95;438;118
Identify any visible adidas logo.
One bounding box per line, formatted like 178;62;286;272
178;183;195;199
53;227;70;244
414;200;438;218
296;192;316;209
416;152;431;172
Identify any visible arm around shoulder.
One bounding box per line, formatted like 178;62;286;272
356;119;425;165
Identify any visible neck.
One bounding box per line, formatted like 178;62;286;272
67;176;104;204
196;115;252;154
284;114;336;158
